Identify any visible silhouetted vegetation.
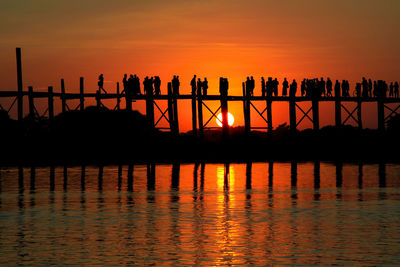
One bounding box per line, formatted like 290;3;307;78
0;108;399;166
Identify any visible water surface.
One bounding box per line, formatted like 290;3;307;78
0;162;399;265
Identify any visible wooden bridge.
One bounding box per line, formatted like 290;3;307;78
1;48;400;136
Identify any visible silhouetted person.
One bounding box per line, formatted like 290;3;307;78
127;74;134;95
203;78;208;96
98;74;107;94
373;80;378;97
355;83;361;97
219;77;229;96
368;79;373;97
334;80;340;97
389;82;394;97
282;78;288;96
191;75;197;94
266;77;273;97
319;77;326;96
261;77;266;97
289;79;297;97
273;78;279;96
154;76;161;95
394;82;399;98
301;79;306;97
250;76;255;96
122;74;128;94
362;77;369;98
197;78;202;97
326;77;332;97
245;77;251;96
134;74;141;95
172;75;180;95
143;76;154;95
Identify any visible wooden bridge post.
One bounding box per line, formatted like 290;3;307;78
377;97;385;132
191;88;197;136
267;99;272;133
96;90;101;108
16;48;23;121
116;82;120;110
289;94;296;133
28;86;34;118
173;89;179;134
357;99;362;129
167;83;175;133
312;98;319;130
335;94;341;128
243;82;250;135
61;79;66;113
79;77;84;111
48;86;54;120
197;86;204;138
146;86;155;129
220;85;229;138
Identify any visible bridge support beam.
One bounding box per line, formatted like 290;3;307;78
79;77;85;111
335;96;341;128
191;88;197;136
267;99;272;133
377;97;385;132
289;96;296;133
197;87;204;138
16;48;23;121
243;82;250;135
312;99;319;130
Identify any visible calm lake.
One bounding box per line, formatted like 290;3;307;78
0;162;399;265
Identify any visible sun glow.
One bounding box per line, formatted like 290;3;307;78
216;112;234;127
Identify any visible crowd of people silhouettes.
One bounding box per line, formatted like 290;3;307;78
97;74;399;98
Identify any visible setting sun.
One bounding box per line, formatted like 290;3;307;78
216;112;234;127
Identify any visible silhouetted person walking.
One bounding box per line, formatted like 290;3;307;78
334;80;340;97
395;82;399;98
191;75;197;95
273;78;279;96
197;78;202;97
389;82;394;97
203;78;208;96
326;78;332;97
245;77;251;96
122;74;128;94
301;79;306;97
154;76;161;95
250;76;255;96
282;78;288;96
362;77;369;98
289;79;297;97
368;79;373;97
172;75;180;95
98;74;107;94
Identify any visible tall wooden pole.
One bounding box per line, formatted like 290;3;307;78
146;86;155;129
357;99;362;129
243;82;250;135
312;98;319;130
220;87;229;138
116;82;120;110
197;86;203;138
289;95;296;133
377;97;385;132
16;48;23;121
173;90;179;134
48;86;54;120
167;83;174;133
335;94;341;128
267;99;272;133
191;87;197;136
61;79;66;113
79;77;84;111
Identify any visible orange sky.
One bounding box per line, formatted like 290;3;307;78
1;0;399;131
